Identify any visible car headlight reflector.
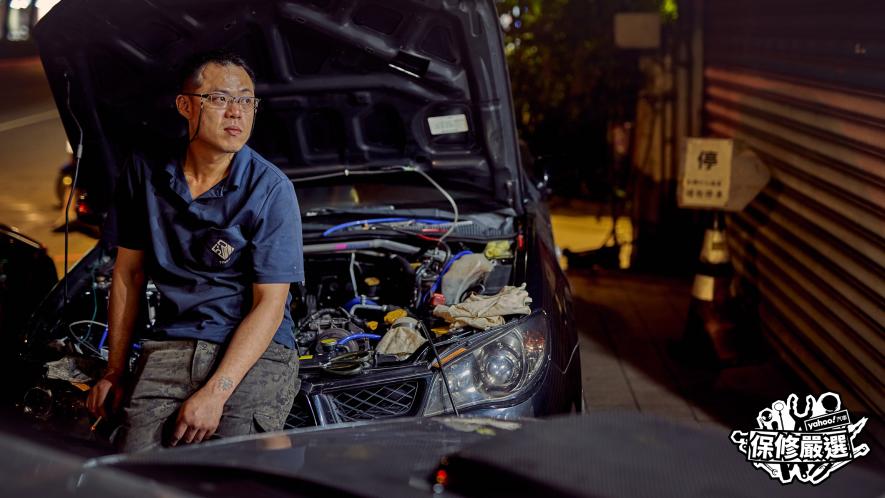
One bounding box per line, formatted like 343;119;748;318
424;312;549;415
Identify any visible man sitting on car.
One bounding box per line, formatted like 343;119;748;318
86;51;304;452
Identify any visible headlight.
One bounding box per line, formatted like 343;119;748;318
424;311;549;415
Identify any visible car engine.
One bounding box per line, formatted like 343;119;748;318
15;231;525;440
290;237;518;374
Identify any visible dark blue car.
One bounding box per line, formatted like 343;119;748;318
15;0;582;445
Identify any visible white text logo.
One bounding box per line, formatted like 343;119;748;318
730;392;869;485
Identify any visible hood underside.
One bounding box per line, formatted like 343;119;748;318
36;0;524;213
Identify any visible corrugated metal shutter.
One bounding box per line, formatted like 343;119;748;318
703;0;884;419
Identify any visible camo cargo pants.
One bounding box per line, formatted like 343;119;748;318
119;339;299;453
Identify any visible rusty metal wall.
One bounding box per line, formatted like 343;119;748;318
703;0;884;417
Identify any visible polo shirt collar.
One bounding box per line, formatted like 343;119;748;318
224;145;251;192
164;157;191;202
163;146;251;201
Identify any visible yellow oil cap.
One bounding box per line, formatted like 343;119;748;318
384;308;408;325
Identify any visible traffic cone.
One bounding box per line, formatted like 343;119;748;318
680;212;745;365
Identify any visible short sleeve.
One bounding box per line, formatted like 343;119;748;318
110;158;148;251
249;180;304;284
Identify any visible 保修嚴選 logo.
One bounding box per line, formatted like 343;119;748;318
730;392;869;485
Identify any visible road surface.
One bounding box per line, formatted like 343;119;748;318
0;56;95;276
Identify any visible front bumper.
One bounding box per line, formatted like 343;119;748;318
286;360;549;429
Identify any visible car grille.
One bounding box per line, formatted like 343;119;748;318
284;395;316;429
329;380;421;422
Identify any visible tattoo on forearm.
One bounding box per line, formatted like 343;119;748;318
217;376;234;392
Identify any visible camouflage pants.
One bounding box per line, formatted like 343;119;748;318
119;339;299;453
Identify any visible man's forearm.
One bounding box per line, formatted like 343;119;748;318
170;284;289;445
201;297;286;400
106;268;146;375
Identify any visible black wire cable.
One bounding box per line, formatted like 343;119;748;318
63;73;85;308
419;322;459;416
189;101;204;143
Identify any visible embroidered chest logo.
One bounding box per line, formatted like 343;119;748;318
211;239;235;262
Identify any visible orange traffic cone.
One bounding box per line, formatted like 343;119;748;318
681;212;744;365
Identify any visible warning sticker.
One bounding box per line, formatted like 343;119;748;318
428;114;469;135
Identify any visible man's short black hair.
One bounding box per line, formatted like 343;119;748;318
180;51;256;92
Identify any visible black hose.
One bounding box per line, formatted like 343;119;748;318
321;350;372;376
388;253;416;276
437;239;452;267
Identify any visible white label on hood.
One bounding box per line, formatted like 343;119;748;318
428;114;469;135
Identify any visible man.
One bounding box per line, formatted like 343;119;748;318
86;52;304;452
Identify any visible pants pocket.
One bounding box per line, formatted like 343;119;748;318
216;347;299;438
252;412;281;434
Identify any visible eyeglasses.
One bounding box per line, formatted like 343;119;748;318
182;92;260;111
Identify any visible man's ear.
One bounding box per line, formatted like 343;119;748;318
176;94;192;119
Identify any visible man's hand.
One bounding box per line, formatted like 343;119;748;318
89;247;145;421
86;371;126;419
170;386;227;446
168;284;289;447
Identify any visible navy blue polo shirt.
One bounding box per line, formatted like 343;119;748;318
113;145;304;348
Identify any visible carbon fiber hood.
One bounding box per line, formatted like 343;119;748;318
87;413;885;497
94;417;514;497
35;0;524;213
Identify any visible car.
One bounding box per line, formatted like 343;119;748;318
4;411;883;498
0;224;57;357
12;0;582;446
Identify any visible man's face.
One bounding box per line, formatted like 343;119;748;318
177;62;255;154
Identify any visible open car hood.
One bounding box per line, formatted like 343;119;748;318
35;0;525;214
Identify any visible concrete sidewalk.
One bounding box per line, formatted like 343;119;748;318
567;269;807;430
548;204;808;430
552;205;884;471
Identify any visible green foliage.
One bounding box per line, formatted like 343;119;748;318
497;0;659;144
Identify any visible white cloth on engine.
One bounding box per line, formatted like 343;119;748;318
441;253;494;304
433;284;532;330
45;355;101;383
376;326;427;358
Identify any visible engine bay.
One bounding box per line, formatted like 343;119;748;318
291;236;521;375
18;228;530;432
